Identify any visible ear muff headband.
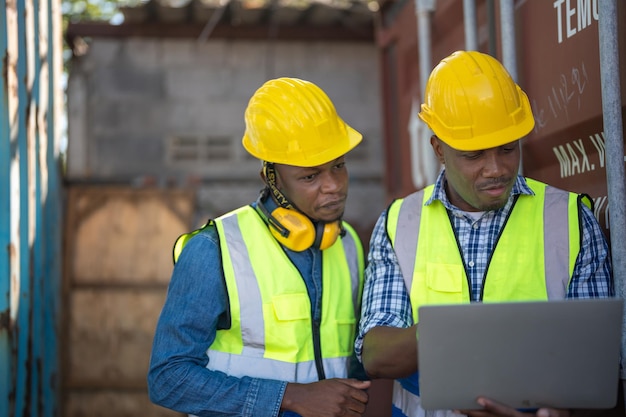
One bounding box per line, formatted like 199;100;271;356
255;194;294;239
263;162;292;209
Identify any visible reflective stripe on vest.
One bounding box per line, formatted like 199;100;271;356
207;205;363;383
391;380;462;417
385;178;583;417
388;178;581;312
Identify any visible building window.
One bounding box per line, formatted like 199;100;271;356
167;135;233;166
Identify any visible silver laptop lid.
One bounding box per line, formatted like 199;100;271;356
417;298;623;410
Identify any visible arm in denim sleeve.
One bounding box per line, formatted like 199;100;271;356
567;203;614;299
147;226;286;417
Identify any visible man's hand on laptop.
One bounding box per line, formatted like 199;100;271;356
456;397;572;417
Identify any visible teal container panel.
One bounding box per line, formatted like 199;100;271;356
0;0;64;415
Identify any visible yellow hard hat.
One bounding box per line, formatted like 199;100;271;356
418;50;535;151
242;77;363;167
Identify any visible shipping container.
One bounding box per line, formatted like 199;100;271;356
1;0;65;415
377;1;625;212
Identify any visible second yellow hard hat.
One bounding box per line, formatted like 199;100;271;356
419;50;535;151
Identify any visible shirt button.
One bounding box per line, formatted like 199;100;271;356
469;261;475;267
472;223;479;229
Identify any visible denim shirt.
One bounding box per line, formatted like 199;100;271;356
147;198;363;417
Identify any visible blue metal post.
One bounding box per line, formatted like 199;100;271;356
43;0;62;413
1;0;62;414
31;0;43;412
15;0;32;414
0;0;12;415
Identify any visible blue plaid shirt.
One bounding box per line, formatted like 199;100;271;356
355;171;614;358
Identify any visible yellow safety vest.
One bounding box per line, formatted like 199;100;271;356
185;205;364;383
385;178;587;417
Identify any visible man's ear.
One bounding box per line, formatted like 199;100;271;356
430;136;445;164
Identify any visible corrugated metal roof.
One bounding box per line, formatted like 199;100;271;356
66;0;378;49
122;0;376;25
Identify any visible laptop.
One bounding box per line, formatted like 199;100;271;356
417;298;623;410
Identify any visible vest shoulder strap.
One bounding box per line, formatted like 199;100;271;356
172;218;214;264
172;217;233;330
387;186;433;292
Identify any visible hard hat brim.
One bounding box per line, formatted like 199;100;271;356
243;124;363;167
432;115;535;151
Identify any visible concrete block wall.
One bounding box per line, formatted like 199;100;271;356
67;37;385;237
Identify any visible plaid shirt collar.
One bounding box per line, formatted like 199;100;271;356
425;169;535;213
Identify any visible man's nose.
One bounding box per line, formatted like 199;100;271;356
482;151;505;177
320;172;343;192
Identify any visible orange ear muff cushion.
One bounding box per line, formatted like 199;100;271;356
270;207;315;252
317;221;341;250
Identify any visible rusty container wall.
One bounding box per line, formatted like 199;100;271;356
376;0;422;200
376;0;491;202
377;1;625;237
518;1;626;238
1;0;64;414
62;185;195;417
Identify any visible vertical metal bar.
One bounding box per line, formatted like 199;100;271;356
415;0;433;98
30;0;43;412
43;0;62;413
0;0;12;415
498;0;523;175
486;0;496;56
499;0;517;81
598;0;626;403
463;0;478;51
4;0;22;415
15;0;32;413
412;0;439;188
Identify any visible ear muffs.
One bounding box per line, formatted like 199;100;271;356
313;219;342;251
257;200;341;252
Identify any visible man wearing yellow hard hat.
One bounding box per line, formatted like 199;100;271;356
148;77;371;416
356;51;613;417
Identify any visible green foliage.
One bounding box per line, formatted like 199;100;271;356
61;0;125;70
62;0;120;29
